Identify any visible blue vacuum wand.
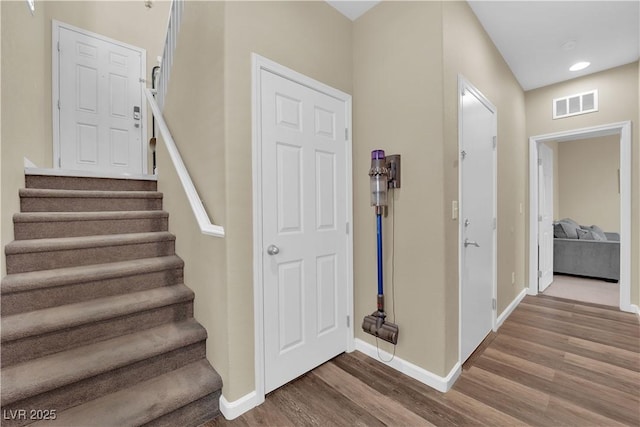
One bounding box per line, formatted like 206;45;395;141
362;150;399;345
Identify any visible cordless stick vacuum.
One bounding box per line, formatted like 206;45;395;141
362;150;399;345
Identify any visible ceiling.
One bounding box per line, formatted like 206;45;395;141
327;1;640;91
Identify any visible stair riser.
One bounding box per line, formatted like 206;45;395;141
2;302;194;367
20;197;162;212
2;267;184;316
0;343;207;427
6;240;175;274
26;175;157;192
14;217;169;240
143;392;221;427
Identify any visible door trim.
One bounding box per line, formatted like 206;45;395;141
457;75;498;365
52;20;147;174
528;121;635;313
251;54;354;405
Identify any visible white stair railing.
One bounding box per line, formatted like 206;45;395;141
156;0;184;110
145;0;225;238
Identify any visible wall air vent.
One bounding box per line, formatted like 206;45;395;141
553;90;598;119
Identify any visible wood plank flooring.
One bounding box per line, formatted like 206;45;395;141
208;295;640;426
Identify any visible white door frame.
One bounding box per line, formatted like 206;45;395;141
251;54;354;405
457;75;498;365
528;121;635;313
52;20;147;174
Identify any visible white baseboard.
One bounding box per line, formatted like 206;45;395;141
495;288;527;330
354;339;461;393
219;391;259;420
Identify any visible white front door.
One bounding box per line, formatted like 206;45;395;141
459;79;496;363
260;69;349;394
538;143;554;291
55;22;146;175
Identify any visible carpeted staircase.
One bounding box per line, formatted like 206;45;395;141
1;173;222;426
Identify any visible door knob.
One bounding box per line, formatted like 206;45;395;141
267;245;280;255
464;239;480;248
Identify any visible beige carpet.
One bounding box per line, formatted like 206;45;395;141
542;274;619;307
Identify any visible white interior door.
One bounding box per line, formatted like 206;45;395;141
56;22;146;175
460;81;496;364
261;69;348;393
538;143;554;291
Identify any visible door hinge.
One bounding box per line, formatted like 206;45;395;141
460;150;467;160
346;315;350;327
57;41;60;52
538;270;543;278
461;88;466;96
538;215;543;222
346;222;350;235
492;298;496;310
139;78;146;83
345;128;349;140
58;157;61;168
538;158;543;166
57;100;60;110
493;218;497;230
492;136;497;149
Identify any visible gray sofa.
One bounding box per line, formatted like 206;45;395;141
553;218;620;282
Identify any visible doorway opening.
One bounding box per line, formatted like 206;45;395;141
528;121;633;313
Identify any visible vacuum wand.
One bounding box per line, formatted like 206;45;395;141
362;150;399;345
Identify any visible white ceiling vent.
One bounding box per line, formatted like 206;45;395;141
553;90;598;119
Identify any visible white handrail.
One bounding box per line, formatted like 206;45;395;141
144;87;225;238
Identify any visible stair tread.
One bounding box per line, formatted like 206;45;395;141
2;285;194;342
13;210;169;223
1;319;207;405
30;360;221;427
5;231;175;254
19;188;163;198
1;256;184;294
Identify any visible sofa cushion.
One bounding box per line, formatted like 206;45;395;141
553;223;567;238
582;224;607;241
577;228;599;240
557;218;580;239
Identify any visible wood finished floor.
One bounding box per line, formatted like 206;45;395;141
208;295;640;426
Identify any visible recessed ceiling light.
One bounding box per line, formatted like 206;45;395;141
569;61;590;72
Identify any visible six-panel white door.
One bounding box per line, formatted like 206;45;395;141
460;83;496;364
57;24;145;174
538;143;554;291
261;69;348;394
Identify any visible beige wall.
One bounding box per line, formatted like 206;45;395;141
1;0;48;277
442;1;528;371
0;0;4;277
158;1;230;397
1;1;170;277
353;1;447;375
526;62;639;306
557;136;620;232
